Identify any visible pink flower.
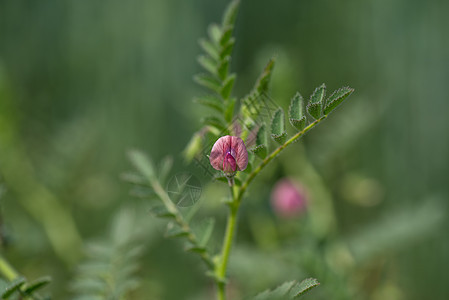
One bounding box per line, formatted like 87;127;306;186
209;135;248;175
271;178;307;218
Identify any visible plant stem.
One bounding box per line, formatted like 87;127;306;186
0;253;20;281
215;116;327;299
238;116;327;202
216;185;239;300
150;179;215;270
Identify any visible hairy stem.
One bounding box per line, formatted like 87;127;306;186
216;185;239;300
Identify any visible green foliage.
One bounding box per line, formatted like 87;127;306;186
252;278;320;300
220;74;236;99
71;209;144;300
250;124;268;159
240;58;276;125
288;92;306;131
193;96;224;114
271;108;287;144
194;0;239;104
306;84;325;119
22;277;52;296
202;116;227;132
0;277;25;299
184;0;242;162
0;276;50;300
128;149;155;181
323;87;354;115
194;74;222;93
254;58;276;95
310;84;326;104
125;151;215;270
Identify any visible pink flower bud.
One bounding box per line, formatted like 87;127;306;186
210;135;248;175
271;178;307;218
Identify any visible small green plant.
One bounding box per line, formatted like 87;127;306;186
0;185;52;300
70;208;144;300
125;1;354;299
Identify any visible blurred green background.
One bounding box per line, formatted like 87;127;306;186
0;0;448;299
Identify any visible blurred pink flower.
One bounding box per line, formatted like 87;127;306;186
271;178;307;218
210;135;248;175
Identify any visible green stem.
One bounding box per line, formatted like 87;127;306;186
216;185;239;300
150;179;215;270
238;115;327;202
0;253;20;281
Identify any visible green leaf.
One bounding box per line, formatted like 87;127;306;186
158;156;173;184
250;124;268;159
222;0;240;28
271;108;287;144
220;73;236;99
250;145;267;159
307;84;325;119
0;280;7;296
165;223;190;238
197;55;217;75
202;116;227;132
289;278;320;298
71;278;107;294
310;83;326;104
306;102;322;120
240;94;259;119
217;56;231;81
1;277;26;299
224;97;236;123
253;281;296;300
256;123;268;146
128;150;155;180
323;86;354;115
220;38;235;59
193;96;224;113
184;243;206;254
207;24;222;45
289;92;306;130
22;276;52;295
199;38;219;61
272;132;287;145
149;205;176;219
254;58;275;94
290;117;306;131
129;186;155;199
194;73;221;93
289;92;303;119
252;278;320;300
219;26;233;47
120;172;148;186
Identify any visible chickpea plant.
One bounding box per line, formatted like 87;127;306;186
126;1;354;299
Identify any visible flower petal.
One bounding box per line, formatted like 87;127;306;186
223;152;237;173
229;136;248;171
209;135;248;172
